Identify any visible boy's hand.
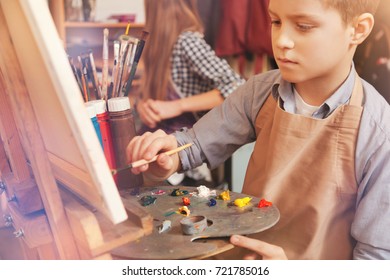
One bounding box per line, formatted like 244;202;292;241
126;129;180;181
230;235;288;260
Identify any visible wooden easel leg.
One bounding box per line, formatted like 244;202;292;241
0;5;79;259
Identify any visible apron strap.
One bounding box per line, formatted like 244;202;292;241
349;73;364;106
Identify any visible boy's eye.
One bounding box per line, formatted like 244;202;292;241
271;20;281;26
297;23;314;31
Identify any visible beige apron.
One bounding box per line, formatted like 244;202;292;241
229;75;363;259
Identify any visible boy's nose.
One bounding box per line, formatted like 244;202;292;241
274;29;295;50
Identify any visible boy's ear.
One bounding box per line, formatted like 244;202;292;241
351;13;375;45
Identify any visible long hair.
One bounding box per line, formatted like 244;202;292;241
141;0;204;101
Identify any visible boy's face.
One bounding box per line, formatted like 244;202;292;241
269;0;355;85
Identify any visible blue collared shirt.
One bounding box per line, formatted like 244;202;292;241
174;66;390;259
277;70;353;119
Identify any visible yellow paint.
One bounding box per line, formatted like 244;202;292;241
218;190;230;201
178;206;190;216
234;197;252;208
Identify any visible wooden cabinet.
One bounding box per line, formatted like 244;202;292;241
49;0;145;69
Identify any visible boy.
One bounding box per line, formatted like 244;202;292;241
127;0;390;259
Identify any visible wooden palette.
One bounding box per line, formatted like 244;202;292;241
113;186;280;259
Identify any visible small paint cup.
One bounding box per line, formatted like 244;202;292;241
180;215;207;235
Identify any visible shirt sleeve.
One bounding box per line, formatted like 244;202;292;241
178;32;245;98
174;72;276;170
352;89;390;259
352;137;390;259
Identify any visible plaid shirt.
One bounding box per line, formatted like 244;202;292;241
171;31;245;98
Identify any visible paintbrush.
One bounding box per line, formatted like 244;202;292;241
68;55;83;95
119;38;138;96
111;143;193;175
87;50;101;100
110;40;120;98
101;28;109;100
123;30;149;96
78;55;89;101
113;22;132;97
115;41;129;96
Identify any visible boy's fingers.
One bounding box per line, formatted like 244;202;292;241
230;235;287;260
243;252;258;260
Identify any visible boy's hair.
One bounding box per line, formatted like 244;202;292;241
322;0;381;24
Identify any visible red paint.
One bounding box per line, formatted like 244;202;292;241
95;106;116;178
258;198;272;208
182;197;191;206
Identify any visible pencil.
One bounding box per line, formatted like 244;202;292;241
125;21;131;35
111;143;193;175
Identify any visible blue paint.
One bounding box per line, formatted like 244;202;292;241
91;115;103;148
140;195;157;206
164;211;177;217
209;198;217;207
86;102;103;149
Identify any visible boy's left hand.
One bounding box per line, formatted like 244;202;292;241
230;235;288;260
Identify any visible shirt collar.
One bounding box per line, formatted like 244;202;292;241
271;64;356;118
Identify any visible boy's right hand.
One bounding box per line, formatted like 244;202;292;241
126;129;180;182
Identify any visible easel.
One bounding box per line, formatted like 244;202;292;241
0;0;152;260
